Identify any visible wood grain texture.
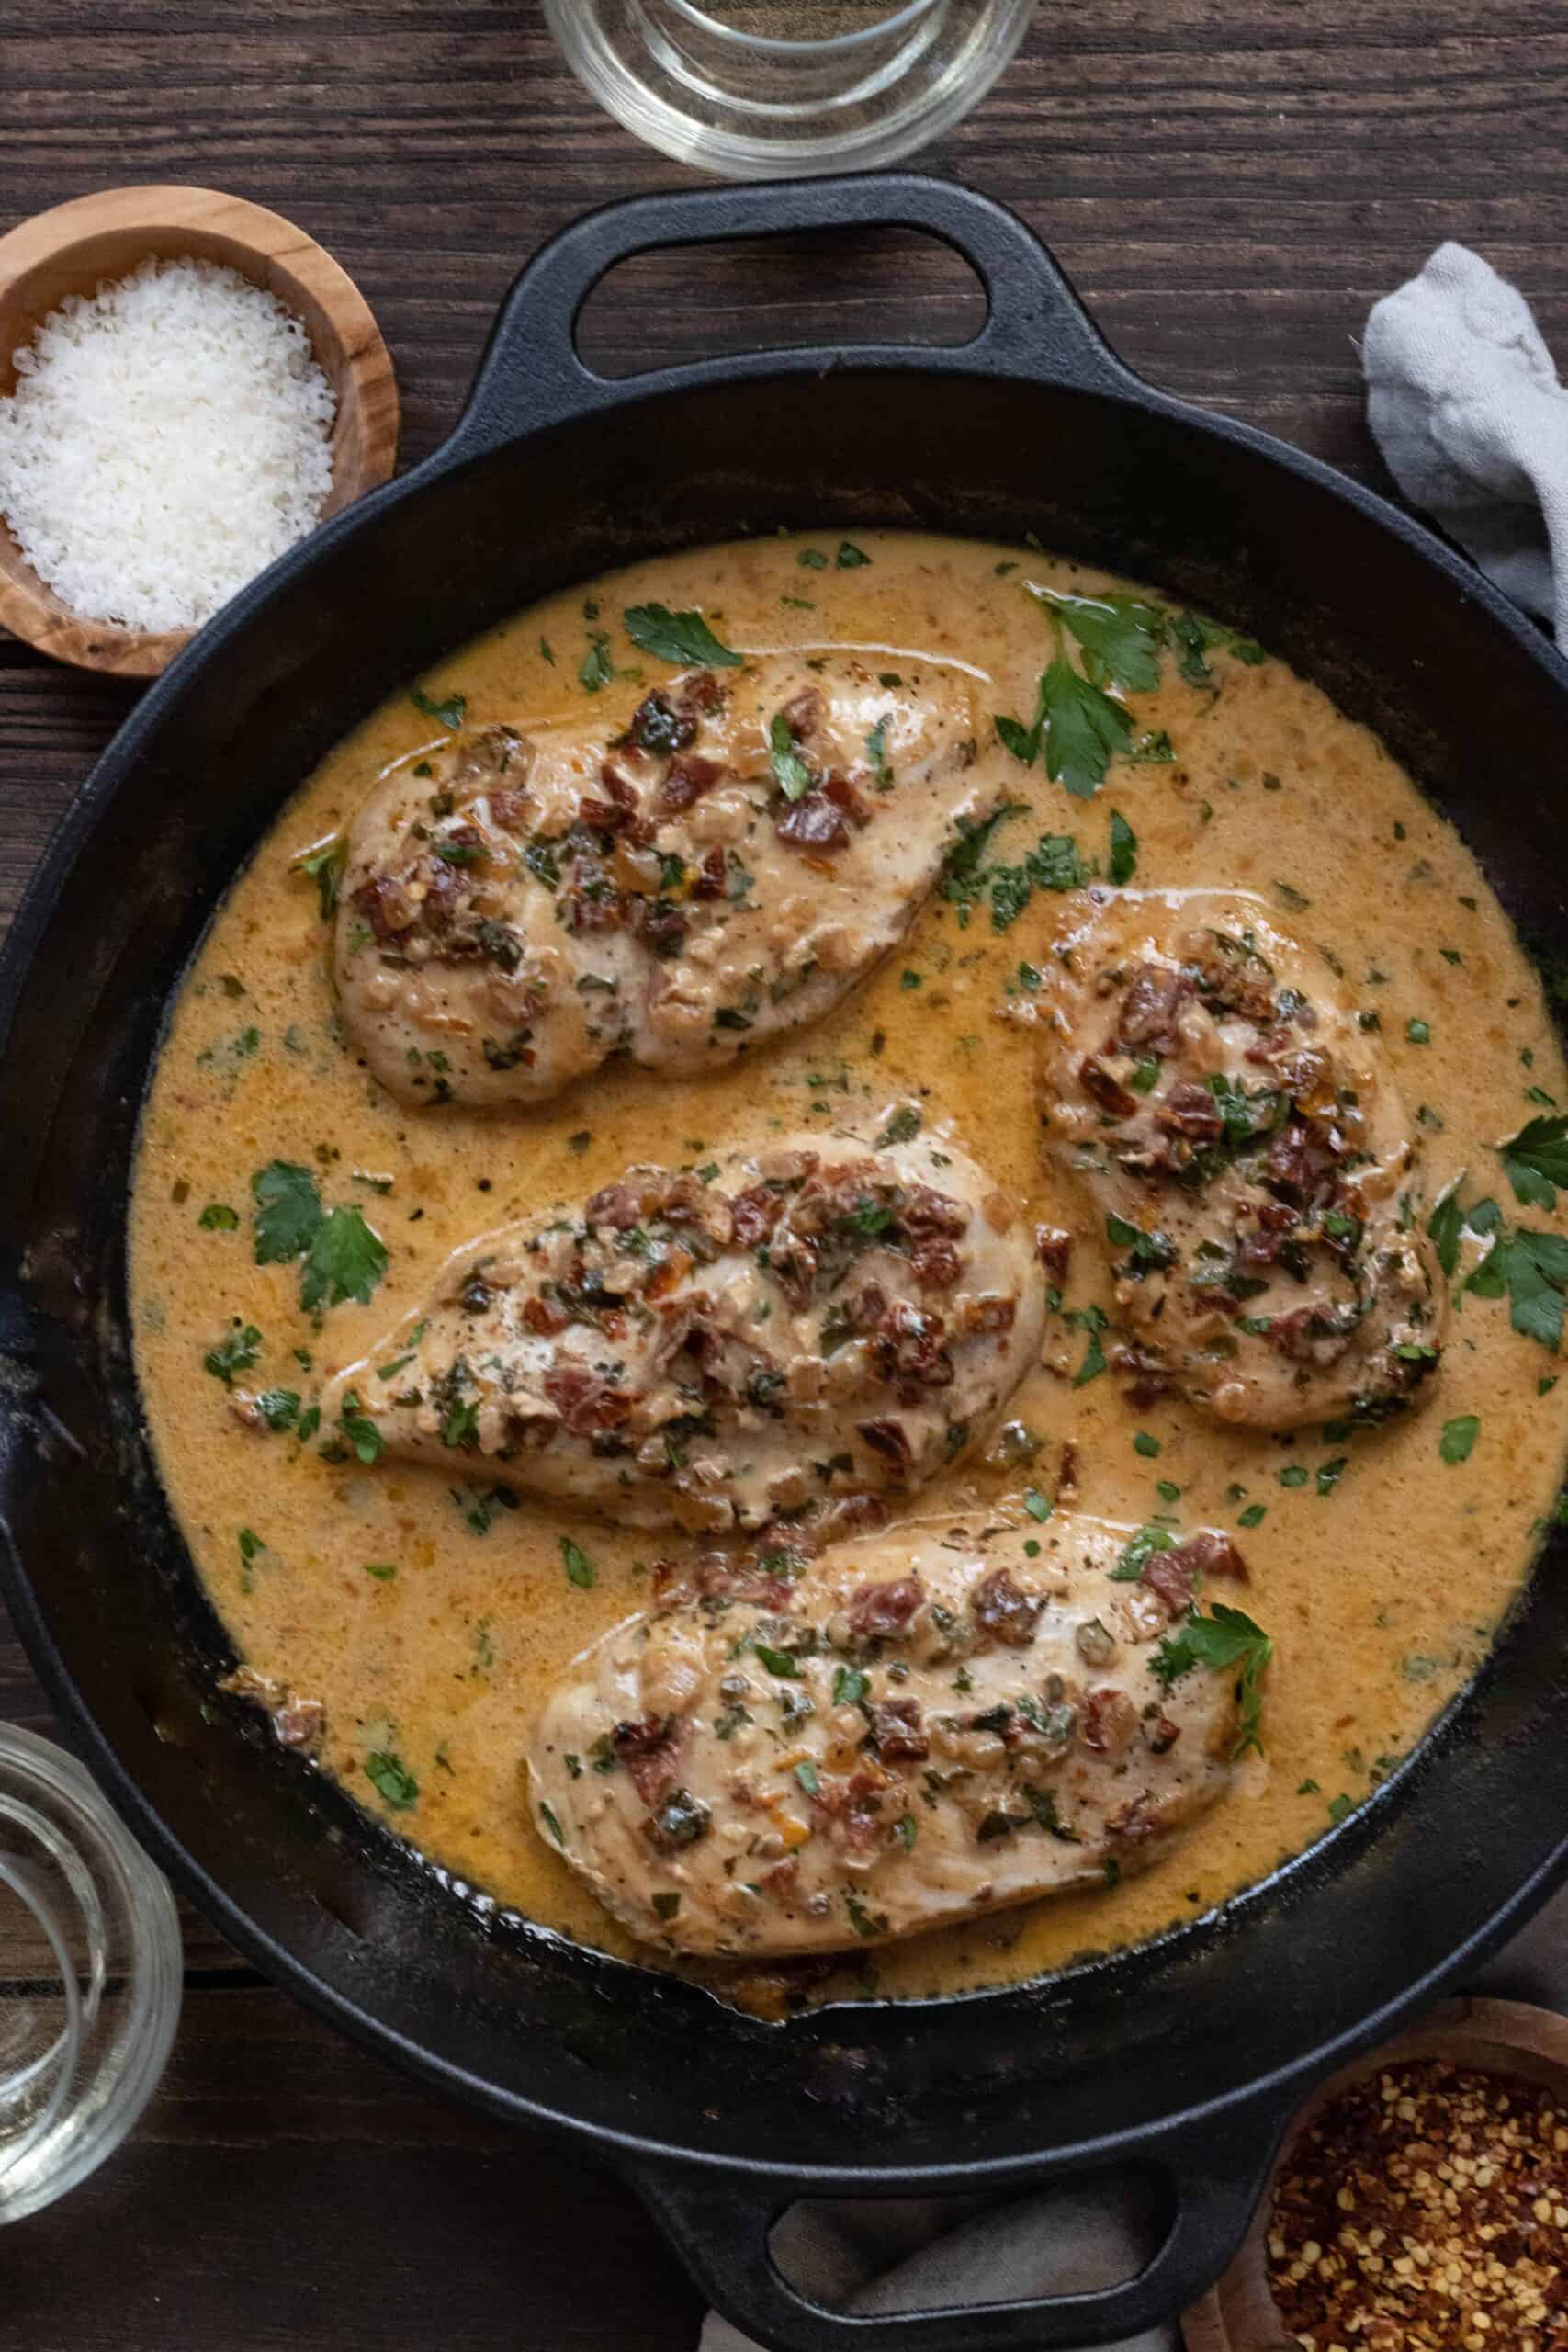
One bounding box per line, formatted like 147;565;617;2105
1;6;1565;2343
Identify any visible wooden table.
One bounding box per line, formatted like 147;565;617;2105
3;6;1566;2343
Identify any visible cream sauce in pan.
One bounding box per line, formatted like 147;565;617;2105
130;530;1568;2007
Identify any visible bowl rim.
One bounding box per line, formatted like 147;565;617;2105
1182;1994;1568;2351
0;180;400;679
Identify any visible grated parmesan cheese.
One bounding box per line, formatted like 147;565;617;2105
0;255;337;633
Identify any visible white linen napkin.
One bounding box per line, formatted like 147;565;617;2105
1363;240;1568;640
699;248;1568;2350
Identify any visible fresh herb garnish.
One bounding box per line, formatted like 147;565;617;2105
411;686;467;729
203;1320;261;1385
198;1202;239;1231
291;832;347;919
253;1160;322;1264
1153;1602;1274;1756
1109;808;1137;885
335;1391;383;1464
1030;585;1165;693
561;1536;596;1589
622;604;743;669
1440;1413;1480;1464
1109;1522;1175;1581
874;1104;921;1148
769;710;814;800
300;1205;388;1313
1496;1112;1568;1210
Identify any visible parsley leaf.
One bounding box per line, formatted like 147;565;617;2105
1073;1323;1107;1386
1502;1227;1568;1351
622;604;743;669
769;710;814;800
579;631;615;692
874;1104;921;1148
203;1320;261;1385
1440;1413;1479;1464
1109;808;1137;886
1039;655;1134;797
1497;1113;1568;1210
561;1535;596;1589
300;1205;388;1313
940;802;1026;915
836;541;871;569
1109;1523;1174;1581
291;832;347;920
866;715;893;786
1031;586;1165;693
252;1161;322;1265
1152;1602;1273;1756
333;1390;383;1464
365;1750;419;1810
1427;1182;1464;1278
411;686;467;730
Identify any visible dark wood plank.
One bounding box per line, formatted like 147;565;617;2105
2;6;1566;2343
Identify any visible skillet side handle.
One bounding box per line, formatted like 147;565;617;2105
442;174;1137;461
625;2097;1291;2352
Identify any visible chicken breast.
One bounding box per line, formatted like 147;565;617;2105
1039;889;1444;1428
323;1127;1043;1532
527;1512;1255;1959
333;654;988;1109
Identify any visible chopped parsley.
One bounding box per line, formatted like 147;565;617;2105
365;1750;419;1810
1496;1112;1568;1211
1108;808;1137;885
561;1535;596;1589
875;1104;922;1148
1440;1413;1480;1464
253;1160;322;1264
410;686;466;729
290;832;347;919
203;1319;261;1385
622;604;743;668
1153;1601;1274;1756
334;1391;383;1464
769;710;814;800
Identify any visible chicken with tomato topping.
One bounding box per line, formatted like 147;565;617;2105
323;1128;1043;1532
527;1512;1256;1959
333;654;988;1109
1039;890;1444;1428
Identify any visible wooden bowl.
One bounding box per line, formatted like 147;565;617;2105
1183;1996;1568;2351
0;184;400;679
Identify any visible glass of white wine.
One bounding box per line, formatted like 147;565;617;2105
543;0;1038;178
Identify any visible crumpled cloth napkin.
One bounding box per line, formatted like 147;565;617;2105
1364;239;1568;639
699;245;1568;2352
700;1883;1568;2352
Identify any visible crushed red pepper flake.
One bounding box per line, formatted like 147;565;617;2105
1269;2059;1568;2351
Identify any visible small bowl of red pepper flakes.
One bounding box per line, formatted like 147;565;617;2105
1185;1997;1568;2352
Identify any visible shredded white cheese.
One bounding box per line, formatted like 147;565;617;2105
0;255;337;633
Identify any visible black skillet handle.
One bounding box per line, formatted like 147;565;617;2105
625;2091;1292;2352
440;174;1138;462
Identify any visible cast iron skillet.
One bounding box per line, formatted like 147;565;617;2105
3;175;1568;2352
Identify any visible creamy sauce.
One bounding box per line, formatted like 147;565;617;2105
130;531;1568;2005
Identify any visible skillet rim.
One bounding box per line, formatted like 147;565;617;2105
2;181;1568;2199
